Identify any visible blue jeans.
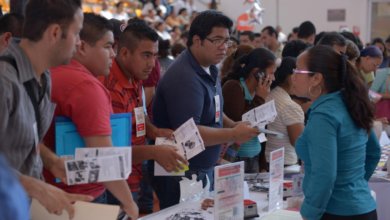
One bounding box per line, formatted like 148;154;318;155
147;160;214;210
138;161;154;209
91;191;107;204
106;190;139;205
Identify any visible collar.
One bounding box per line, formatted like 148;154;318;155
65;59;94;77
7;38;41;84
111;58;141;90
275;86;290;97
276;42;283;51
307;91;341;116
184;48;218;77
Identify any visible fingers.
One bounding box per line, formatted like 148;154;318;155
175;153;189;166
68;193;94;202
172;158;185;170
63;199;75;219
240;121;252;126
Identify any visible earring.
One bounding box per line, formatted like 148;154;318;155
309;85;322;97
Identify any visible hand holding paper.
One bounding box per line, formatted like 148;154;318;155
49;157;68;184
231;121;261;143
152;144;189;172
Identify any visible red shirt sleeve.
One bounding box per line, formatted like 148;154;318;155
142;57;161;87
64;80;112;137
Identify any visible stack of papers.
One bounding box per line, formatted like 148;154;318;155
155;118;205;176
65;147;132;185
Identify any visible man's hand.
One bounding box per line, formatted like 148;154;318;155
231;121;260;143
49;157;67;184
121;200;139;220
152;145;189;172
153;128;175;140
20;175;93;219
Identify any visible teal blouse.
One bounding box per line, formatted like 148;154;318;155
295;91;381;220
370;68;390;94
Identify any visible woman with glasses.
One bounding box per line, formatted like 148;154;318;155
356;45;383;88
293;46;381;220
371;38;389;69
265;57;304;167
222;48;277;173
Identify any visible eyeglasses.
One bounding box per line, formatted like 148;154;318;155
205;38;233;47
292;69;316;74
370;57;380;69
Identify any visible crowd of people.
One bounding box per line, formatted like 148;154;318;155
0;0;389;220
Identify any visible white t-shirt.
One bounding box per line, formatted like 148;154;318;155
201;66;211;75
99;10;113;20
265;86;304;165
113;12;129;22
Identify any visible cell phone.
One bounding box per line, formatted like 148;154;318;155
254;70;266;84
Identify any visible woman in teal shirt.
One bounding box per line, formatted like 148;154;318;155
293;46;381;220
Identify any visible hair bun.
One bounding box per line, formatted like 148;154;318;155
239;53;250;65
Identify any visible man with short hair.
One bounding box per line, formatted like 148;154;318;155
98;19;188;207
282;39;310;58
239;31;255;46
298;21;316;44
261;26;283;59
43;13;138;219
291;27;299;40
0;13;24;52
149;10;260;210
318;32;347;53
254;33;263;48
0;0;93;218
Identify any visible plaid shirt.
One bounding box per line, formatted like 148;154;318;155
98;59;145;191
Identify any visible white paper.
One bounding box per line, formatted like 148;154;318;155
268;148;285;212
75;147;132;178
154;118;206;176
242;99;277;128
30;199;120;220
214;162;244;220
166;208;214;220
244;181;249;200
65;155;126;185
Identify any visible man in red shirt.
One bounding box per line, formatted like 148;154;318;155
44;13;187;219
98;19;186;205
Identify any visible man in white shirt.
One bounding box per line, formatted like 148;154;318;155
113;2;129;22
99;0;113;20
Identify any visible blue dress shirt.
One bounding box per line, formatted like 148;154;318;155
296;91;381;220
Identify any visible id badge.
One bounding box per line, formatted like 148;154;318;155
33;122;40;159
214;95;220;123
135;107;146;137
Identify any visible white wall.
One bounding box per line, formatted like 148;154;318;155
215;0;371;44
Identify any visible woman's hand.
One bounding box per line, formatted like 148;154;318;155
255;74;272;100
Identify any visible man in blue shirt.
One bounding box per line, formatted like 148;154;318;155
0;153;29;220
149;10;261;209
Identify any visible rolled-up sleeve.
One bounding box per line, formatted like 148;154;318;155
300;112;338;220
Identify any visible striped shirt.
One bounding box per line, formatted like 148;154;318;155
0;39;56;179
265;86;304;164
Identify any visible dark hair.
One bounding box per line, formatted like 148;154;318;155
240;31;255;41
0;13;24;37
287;33;293;41
271;57;296;89
222;48;276;85
188;11;232;47
178;8;187;15
158;37;171;57
340;32;363;50
23;0;81;42
80;13;113;46
254;33;261;38
128;17;148;26
220;44;254;80
372;37;388;59
318;32;346;48
171;43;186;57
304;46;375;134
261;26;278;39
230;36;240;45
297;21;316;39
116;2;124;8
282;39;309;58
172;26;181;33
118;20;159;53
314;31;327;45
155;21;164;30
346;40;360;61
386;36;390;44
181;30;189;39
292;27;299;34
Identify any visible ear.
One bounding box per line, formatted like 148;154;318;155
312;73;324;86
192;35;201;47
3;32;12;47
77;40;88;57
119;46;130;62
251;67;260;74
44;24;64;44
